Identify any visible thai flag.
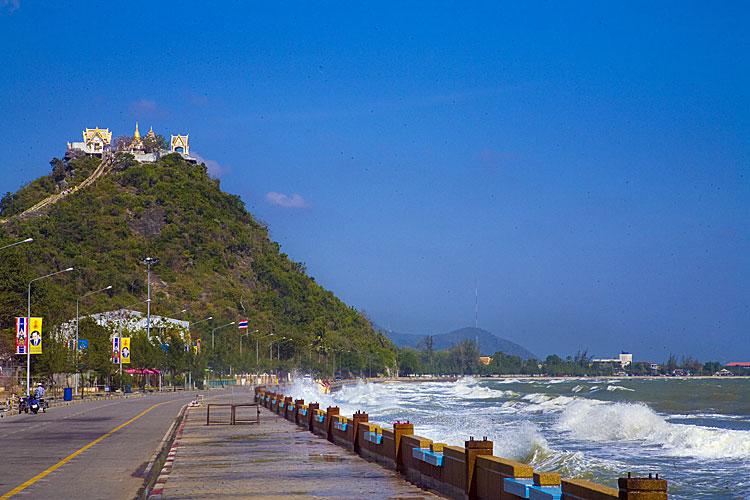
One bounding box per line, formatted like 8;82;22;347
238;320;249;329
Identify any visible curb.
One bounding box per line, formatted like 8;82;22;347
142;404;189;499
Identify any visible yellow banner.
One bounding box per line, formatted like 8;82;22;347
121;337;131;364
29;317;43;355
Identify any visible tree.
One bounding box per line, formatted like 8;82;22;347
143;133;168;154
113;135;132;151
397;348;423;375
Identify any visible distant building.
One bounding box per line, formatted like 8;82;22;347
67;127;113;156
170;134;196;163
478;356;492;366
128;122;158;163
726;362;750;375
58;308;189;341
67;124;197;164
592;352;633;369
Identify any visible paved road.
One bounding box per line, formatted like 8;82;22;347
0;391;200;499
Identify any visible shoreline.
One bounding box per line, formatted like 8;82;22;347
328;374;750;389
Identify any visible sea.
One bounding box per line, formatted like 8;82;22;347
286;376;750;499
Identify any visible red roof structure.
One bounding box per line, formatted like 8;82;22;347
726;362;750;367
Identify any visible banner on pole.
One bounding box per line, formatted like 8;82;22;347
15;317;28;354
194;338;201;354
112;337;120;364
238;320;249;329
121;338;131;364
29;317;43;355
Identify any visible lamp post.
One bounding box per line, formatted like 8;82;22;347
0;237;33;251
187;316;212;389
75;284;112;397
142;257;158;339
211;321;235;349
26;267;74;396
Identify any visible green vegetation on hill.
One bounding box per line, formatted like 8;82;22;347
0;153;395;389
0;154;100;217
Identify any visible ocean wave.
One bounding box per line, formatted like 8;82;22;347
606;385;635;392
557;400;750;459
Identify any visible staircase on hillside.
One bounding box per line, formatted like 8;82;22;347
0;153;115;225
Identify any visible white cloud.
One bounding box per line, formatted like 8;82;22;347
265;192;310;209
1;0;20;13
192;152;226;178
129;98;168;119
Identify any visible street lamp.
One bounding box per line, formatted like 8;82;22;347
191;316;213;329
0;237;33;251
211;321;235;349
185;315;211;391
142;257;158;339
75;284;112;397
26;266;74;395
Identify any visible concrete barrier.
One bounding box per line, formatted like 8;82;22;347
253;385;668;500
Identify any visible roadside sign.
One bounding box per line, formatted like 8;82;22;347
15;317;28;354
112;337;120;364
78;339;89;350
121;338;131;364
29;317;43;355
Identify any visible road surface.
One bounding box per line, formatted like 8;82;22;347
0;392;196;499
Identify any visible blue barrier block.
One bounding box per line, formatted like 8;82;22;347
334;420;348;431
280;403;285;408
300;409;308;416
412;448;444;467
503;478;534;499
529;485;562;500
364;431;383;445
315;415;325;423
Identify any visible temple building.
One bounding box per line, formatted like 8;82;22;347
67;127;112;156
67;124;196;164
170;134;196;163
128;122;144;152
128;122;158;163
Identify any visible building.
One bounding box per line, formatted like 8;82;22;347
170;134;196;163
58;308;190;341
67;127;113;155
128;122;158;163
726;362;750;375
67;124;197;164
592;352;633;369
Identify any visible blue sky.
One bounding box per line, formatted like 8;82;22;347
1;1;748;361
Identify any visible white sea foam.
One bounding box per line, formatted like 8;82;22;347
606;385;635;392
557;400;750;459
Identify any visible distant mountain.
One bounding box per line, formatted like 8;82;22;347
380;326;537;360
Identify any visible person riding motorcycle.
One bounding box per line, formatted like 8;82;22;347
33;383;46;400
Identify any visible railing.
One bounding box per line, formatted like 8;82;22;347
254;386;668;500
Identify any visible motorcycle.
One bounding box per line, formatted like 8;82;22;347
19;395;46;414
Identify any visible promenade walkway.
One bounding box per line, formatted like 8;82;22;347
152;395;438;499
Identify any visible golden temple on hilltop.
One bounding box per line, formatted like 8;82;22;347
67;122;195;164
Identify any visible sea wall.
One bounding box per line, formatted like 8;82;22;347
255;386;668;500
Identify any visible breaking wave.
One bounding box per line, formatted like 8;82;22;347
557;400;750;459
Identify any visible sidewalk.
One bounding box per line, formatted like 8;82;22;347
151;396;439;499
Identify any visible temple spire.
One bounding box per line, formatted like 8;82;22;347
134;121;141;141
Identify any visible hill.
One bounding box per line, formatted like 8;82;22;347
383;326;536;359
0;153;395;376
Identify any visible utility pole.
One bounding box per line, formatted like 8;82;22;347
27;267;74;396
142;257;158;340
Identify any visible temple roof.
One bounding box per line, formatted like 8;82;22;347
82;127;112;144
